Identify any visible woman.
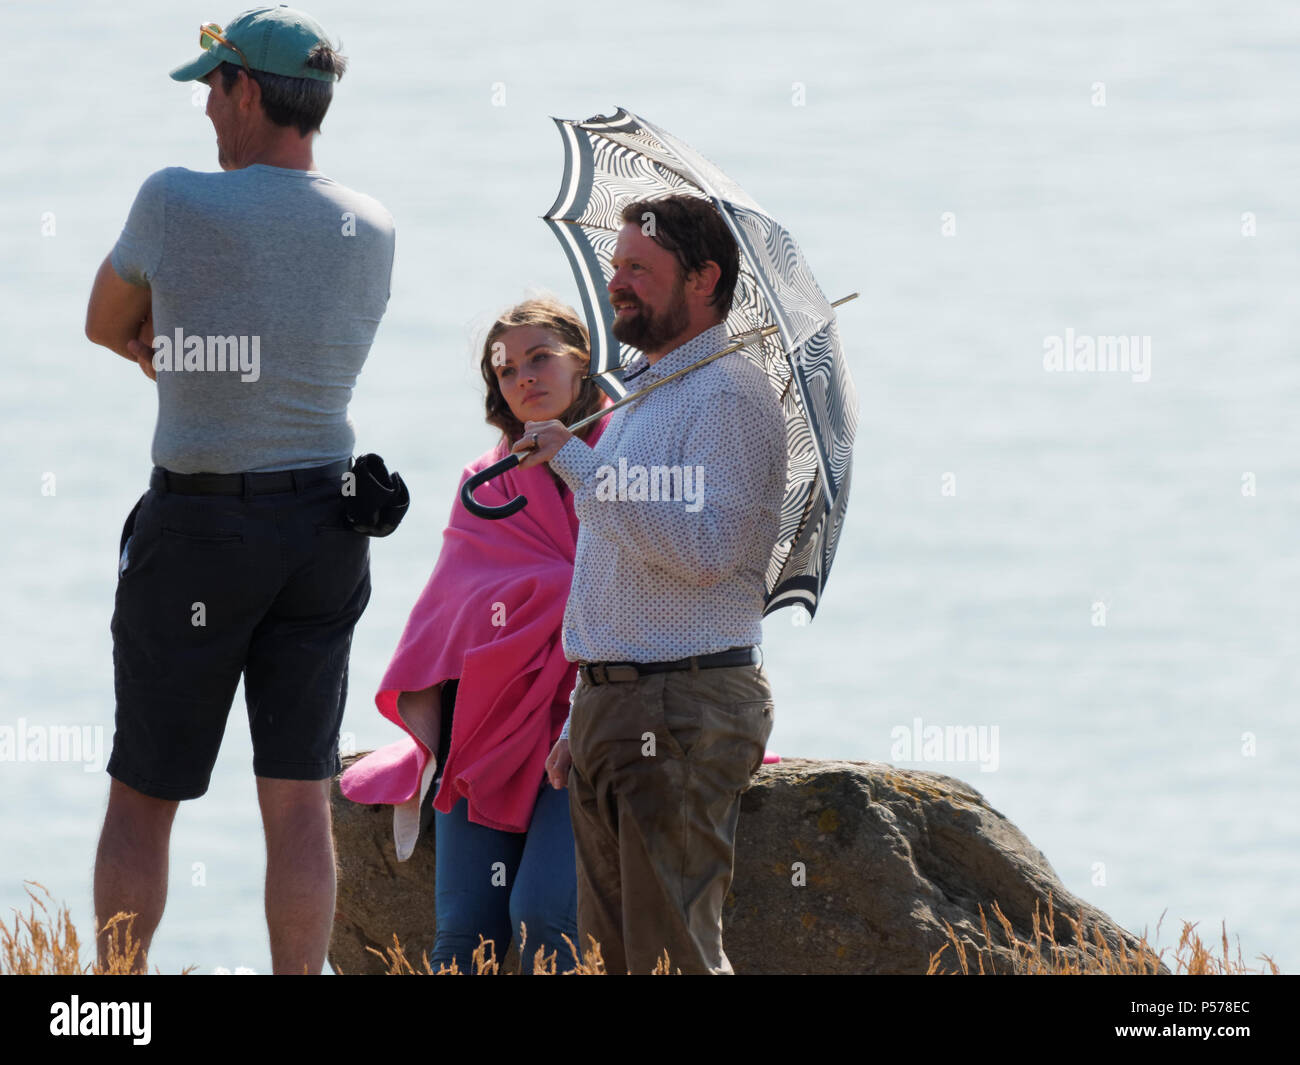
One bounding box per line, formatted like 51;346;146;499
340;296;610;972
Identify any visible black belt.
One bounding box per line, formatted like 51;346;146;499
579;646;759;686
149;458;350;497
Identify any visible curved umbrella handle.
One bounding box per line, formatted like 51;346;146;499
460;452;527;519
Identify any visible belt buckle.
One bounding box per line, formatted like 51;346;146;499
582;662;639;685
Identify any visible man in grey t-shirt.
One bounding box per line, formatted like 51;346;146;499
84;7;394;974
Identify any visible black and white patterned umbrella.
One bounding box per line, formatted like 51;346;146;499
542;107;859;619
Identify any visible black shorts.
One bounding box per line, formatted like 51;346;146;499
107;461;371;800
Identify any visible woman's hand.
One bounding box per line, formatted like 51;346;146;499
545;736;572;790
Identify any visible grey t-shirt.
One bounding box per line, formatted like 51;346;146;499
111;164;395;474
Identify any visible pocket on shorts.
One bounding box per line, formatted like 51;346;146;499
119;494;145;555
315;521;359;536
314;497;359;536
117;492;153;577
160;525;245;546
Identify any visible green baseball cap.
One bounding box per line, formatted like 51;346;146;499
169;5;339;83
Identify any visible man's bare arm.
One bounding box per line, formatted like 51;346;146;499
85;254;152;362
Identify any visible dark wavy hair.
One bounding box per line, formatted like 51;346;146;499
479;297;606;451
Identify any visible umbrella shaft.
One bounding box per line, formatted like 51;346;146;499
564;292;858;435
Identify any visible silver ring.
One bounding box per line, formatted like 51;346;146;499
532;432;539;447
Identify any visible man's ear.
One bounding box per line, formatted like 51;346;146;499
688;260;722;302
236;69;262;114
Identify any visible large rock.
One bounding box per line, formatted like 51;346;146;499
329;756;1159;974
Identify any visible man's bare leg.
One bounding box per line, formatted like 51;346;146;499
93;778;180;971
257;777;335;975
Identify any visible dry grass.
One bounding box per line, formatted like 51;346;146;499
926;892;1281;975
0;881;176;975
364;923;680;974
4;881;1278;975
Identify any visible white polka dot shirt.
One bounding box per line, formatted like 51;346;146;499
549;321;788;667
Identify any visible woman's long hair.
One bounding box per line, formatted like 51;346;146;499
479;296;607;450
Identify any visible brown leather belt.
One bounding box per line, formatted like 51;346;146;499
579;646;759;686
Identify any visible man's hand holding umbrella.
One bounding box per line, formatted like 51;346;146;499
510;419;573;469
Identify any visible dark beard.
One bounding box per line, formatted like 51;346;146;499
610;276;689;353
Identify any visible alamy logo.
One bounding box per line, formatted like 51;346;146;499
1042;328;1151;382
594;458;705;512
0;718;104;772
151;329;261;382
50;997;151;1045
890;716;1000;772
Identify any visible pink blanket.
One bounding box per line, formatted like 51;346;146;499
341;414;608;855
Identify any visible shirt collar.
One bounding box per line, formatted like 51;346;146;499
622;322;732;389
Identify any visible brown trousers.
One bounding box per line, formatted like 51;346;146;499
566;661;774;975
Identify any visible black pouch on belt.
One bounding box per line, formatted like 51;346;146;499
344;453;410;537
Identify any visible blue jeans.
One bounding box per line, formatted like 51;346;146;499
431;781;578;973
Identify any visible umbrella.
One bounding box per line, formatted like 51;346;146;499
462;107;858;620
